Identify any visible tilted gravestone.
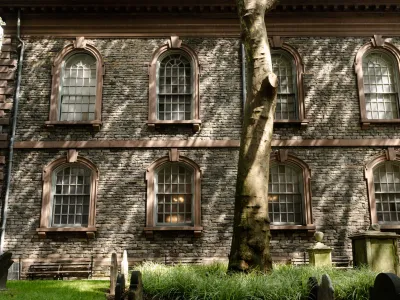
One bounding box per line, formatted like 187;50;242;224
307;274;334;300
0;252;13;291
370;273;400;300
110;253;118;296
127;271;143;300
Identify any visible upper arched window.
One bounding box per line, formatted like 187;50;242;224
268;150;314;230
47;37;104;129
37;150;99;239
270;37;307;126
365;148;400;229
272;51;297;120
355;36;400;128
144;149;202;238
148;36;201;132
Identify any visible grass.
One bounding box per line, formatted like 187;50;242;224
0;280;109;300
138;263;377;300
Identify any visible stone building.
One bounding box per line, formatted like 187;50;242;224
0;0;399;276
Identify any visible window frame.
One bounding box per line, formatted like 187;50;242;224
37;152;99;238
365;148;400;230
269;150;314;231
148;36;201;132
46;37;104;129
354;36;400;128
144;150;202;238
270;38;307;126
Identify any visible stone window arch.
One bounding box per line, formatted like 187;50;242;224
365;148;400;229
144;149;202;237
270;37;307;126
269;150;314;230
354;35;400;128
46;37;104;129
37;150;99;238
148;36;201;132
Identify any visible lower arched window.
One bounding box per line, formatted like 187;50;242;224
37;152;98;238
145;150;202;237
268;150;314;230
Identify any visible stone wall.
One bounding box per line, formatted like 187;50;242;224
4;36;400;275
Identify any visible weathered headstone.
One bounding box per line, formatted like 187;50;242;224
110;252;118;296
317;274;334;300
128;271;143;300
308;276;319;300
370;273;400;300
0;252;13;291
121;250;129;287
308;232;332;267
115;273;125;300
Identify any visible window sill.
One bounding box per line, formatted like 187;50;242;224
36;227;97;239
270;225;316;233
274;119;308;127
147;120;202;133
144;226;203;238
45;121;102;130
361;119;400;129
379;225;400;231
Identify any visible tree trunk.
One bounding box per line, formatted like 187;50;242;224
228;0;278;273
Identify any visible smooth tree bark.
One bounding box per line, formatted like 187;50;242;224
228;0;279;273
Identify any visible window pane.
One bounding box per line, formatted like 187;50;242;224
363;52;399;119
272;52;297;120
51;165;91;226
155;163;194;225
373;162;400;224
157;53;192;120
60;53;97;121
268;164;303;225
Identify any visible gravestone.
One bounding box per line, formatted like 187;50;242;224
370;273;400;300
110;253;118;296
115;273;125;300
121;250;129;287
127;271;143;300
308;277;318;300
308;232;332;267
0;252;13;291
307;274;334;300
318;274;334;300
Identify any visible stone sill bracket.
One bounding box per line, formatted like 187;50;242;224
144;226;203;238
36;227;96;239
147;120;201;133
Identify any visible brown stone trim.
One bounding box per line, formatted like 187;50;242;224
271;38;306;124
270;152;313;227
148;37;200;132
145;155;202;237
38;153;99;239
364;151;400;226
49;37;104;124
13;140;240;149
354;36;400;128
15;139;400;149
270;225;316;231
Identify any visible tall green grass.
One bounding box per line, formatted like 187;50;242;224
138;263;376;300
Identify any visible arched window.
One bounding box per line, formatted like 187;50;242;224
354;36;400;128
37;151;99;238
270;37;307;126
60;53;97;122
269;150;314;230
272;51;297;120
148;36;201;132
157;52;193;121
365;149;400;229
47;37;104;128
145;149;202;237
